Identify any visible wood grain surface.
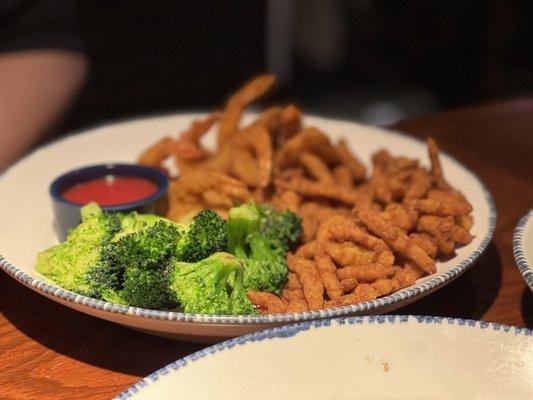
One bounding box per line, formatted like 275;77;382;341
1;100;532;399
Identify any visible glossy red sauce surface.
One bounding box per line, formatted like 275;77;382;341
62;176;158;206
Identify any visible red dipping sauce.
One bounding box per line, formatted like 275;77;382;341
62;175;159;206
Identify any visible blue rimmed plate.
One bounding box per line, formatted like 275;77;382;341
513;210;533;291
0;114;496;341
115;315;533;400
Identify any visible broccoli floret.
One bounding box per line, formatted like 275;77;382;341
227;203;288;295
256;204;302;252
110;211;228;309
36;204;231;310
111;220;181;309
168;252;257;315
112;212;168;241
36;203;120;297
175;210;228;262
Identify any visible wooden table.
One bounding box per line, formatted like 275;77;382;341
1;100;532;399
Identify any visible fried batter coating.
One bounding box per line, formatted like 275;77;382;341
294;240;316;260
340;277;358;293
299;152;334;183
427;137;451;190
340;283;378;305
167;171;250;219
333;165;355;188
371;278;400;297
403;169;433;201
276;176;361;206
456;214;474;231
298;202;350;242
286;253;324;310
286;298;309;312
315;215;390;300
335;139;366;182
337;263;395;282
172;113;220;161
285;272;303;289
326;242;376;267
218;74;275;146
229;146;260;187
272;190;301;213
282;288;305;302
408;233;438;259
230;124;272;188
138;137;175;168
357;208;436;274
412;198;473;217
370;167;392;204
416;215;473;256
372;149;418;173
274;127;339;170
381;203;418;232
247;291;287;314
392;262;425;289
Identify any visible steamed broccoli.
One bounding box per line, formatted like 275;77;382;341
36;203;121;297
101;209;228;308
175;210;228;262
168;252;257;315
109;220;180;309
227;203;290;294
256;204;302;252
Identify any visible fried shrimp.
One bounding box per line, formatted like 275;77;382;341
218;74;275;146
427;137;452;190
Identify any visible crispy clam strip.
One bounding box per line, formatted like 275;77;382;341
286;253;324;310
247;291;287;314
315;215;390;300
335;139;366;182
357;208;437;274
276;176;361;206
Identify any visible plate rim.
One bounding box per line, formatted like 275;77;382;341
513;210;533;291
113;314;532;400
0;113;497;325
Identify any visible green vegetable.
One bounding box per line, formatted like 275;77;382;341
256;203;302;252
110;219;180;308
175;210;228;262
36;203;121;297
227;203;292;295
168;252;257;315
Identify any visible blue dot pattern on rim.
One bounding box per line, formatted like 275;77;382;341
113;315;533;399
512;210;533;291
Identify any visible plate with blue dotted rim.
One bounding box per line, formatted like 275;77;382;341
513;210;533;291
115;315;533;400
0;114;496;341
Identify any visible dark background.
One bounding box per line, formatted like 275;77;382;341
63;0;533;132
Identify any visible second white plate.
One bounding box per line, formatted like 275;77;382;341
116;316;533;400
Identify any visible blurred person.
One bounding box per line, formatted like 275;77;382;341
0;1;87;171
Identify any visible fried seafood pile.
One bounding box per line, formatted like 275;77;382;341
139;75;474;314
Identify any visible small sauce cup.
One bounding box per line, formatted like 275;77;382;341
50;164;168;240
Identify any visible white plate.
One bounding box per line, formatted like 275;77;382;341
115;315;533;400
0;113;496;341
513;210;533;291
